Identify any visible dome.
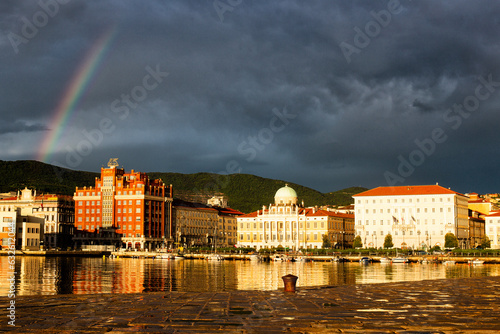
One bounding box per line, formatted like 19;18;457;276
274;184;298;205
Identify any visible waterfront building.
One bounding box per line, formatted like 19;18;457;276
73;160;173;250
212;206;244;247
172;199;219;247
207;195;228;208
172;199;243;248
468;193;499;215
236;185;355;250
0;188;74;250
353;185;469;249
485;211;500;249
468;210;485;248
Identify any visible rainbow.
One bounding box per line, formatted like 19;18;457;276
37;26;117;163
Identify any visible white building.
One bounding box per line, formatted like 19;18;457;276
237;185;354;250
485;212;500;249
0;206;44;251
0;188;74;250
353;185;469;249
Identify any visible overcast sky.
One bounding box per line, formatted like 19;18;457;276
1;0;500;195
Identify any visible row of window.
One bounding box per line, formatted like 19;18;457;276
357;197;452;204
359;207;451;214
25;227;40;234
25;238;39;246
357;219;452;225
77;200;144;206
240;221;330;230
358;230;446;236
239;232;321;241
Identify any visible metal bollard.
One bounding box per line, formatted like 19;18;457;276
282;274;298;292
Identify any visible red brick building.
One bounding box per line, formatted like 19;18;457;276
74;162;173;250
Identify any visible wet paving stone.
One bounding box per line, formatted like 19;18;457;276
1;276;500;333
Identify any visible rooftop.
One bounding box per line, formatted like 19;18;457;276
353;185;462;197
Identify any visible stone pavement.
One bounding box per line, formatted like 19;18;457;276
1;276;499;333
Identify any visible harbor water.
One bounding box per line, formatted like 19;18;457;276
1;256;500;296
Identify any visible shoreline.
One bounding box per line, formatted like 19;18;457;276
2;249;500;264
1;276;499;332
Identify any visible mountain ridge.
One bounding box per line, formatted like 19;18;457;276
0;160;366;213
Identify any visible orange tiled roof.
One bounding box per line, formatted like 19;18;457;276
238;208;354;219
239;211;260;218
486;211;500;217
353;185;461;197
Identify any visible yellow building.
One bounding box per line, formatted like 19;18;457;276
468;193;500;216
237;185;354;250
0;188;74;250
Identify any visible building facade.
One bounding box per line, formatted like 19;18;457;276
213;206;243;247
0;188;74;250
172;199;219;248
237;185;355;250
468;193;499;215
468;210;485;248
353;185;469;249
172;199;243;249
485;212;500;249
74;161;173;250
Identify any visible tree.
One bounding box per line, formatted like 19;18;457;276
353;235;362;248
384;234;394;249
322;234;332;249
480;236;491;249
444;233;458;248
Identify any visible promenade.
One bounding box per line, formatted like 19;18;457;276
1;276;499;333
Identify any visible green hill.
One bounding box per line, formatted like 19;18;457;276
0;160;98;196
0;160;367;213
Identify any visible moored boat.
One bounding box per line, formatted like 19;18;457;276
271;254;287;262
379;257;391;264
206;254;224;261
157;253;175;260
468;259;484;265
391;257;408;264
248;254;261;262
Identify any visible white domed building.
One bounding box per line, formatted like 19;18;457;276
237;185;354;250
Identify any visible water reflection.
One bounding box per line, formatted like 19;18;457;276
1;257;499;296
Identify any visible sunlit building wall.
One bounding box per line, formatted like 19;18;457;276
0;188;74;250
485;212;500;249
353;185;469;249
237;185;355;250
74;160;173;250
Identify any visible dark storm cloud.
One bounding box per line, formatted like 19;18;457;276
0;120;49;135
1;0;500;195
